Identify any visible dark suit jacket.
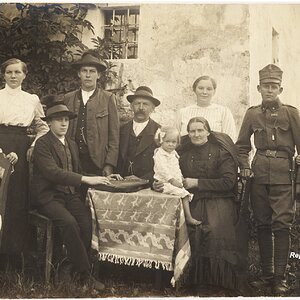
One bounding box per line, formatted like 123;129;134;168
31;131;82;207
63;88;120;169
117;118;160;181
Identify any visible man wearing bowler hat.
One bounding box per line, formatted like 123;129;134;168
236;64;300;295
117;86;161;182
31;98;116;290
63;50;119;177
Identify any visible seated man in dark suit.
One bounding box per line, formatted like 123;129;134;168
117;86;161;182
31;99;115;290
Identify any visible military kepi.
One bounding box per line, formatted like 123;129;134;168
259;64;283;84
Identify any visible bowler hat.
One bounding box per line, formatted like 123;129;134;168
259;64;283;84
41;97;77;121
127;86;160;107
72;52;107;72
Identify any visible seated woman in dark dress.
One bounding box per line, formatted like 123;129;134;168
178;116;243;291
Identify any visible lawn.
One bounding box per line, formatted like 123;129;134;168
0;204;299;298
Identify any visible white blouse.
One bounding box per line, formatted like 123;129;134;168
175;103;237;141
0;85;49;145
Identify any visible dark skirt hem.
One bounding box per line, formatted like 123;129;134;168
190;256;243;291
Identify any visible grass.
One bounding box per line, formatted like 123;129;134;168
0;204;299;298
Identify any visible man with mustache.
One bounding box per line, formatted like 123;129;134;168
117;86;160;182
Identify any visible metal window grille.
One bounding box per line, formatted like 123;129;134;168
103;7;139;59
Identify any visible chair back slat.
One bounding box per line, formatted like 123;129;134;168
0;153;12;245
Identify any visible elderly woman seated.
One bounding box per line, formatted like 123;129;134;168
155;116;246;293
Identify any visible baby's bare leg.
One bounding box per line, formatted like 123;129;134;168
182;196;202;225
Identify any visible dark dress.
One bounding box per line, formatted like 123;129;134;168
0;126;30;254
178;133;242;290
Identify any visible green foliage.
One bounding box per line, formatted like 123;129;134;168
0;3;95;96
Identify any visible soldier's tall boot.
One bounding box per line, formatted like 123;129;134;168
273;228;290;295
251;226;274;288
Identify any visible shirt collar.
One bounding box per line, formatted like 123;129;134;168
261;99;282;112
159;147;178;158
132;119;150;136
81;89;95;97
133;119;149;127
51;130;66;145
4;84;22;95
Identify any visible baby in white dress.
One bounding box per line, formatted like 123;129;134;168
153;127;201;225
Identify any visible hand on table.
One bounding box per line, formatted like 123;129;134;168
82;176;111;186
152;180;164;193
107;174;123;181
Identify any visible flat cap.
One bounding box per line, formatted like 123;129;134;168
259;64;283;84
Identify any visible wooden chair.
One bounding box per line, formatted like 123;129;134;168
0;152;13;246
28;210;54;284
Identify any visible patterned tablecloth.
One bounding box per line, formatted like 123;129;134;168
87;188;191;286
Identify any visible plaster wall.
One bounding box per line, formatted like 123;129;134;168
85;4;250;131
249;5;300;109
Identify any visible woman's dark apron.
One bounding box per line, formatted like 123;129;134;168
0;125;30;254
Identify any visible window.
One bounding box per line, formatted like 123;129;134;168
272;27;279;64
103;7;139;59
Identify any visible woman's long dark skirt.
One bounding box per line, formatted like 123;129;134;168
188;196;243;291
0;126;30;254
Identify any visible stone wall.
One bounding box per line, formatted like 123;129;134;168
84;4;250;133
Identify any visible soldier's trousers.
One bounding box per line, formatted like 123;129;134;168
250;183;295;230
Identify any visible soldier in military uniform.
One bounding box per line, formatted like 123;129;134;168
236;64;300;295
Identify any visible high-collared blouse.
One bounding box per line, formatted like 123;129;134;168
175;103;237;141
0;84;49;145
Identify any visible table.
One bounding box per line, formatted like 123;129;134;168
87;188;191;286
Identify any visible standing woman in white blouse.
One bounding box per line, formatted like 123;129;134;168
175;76;237;141
0;58;48;268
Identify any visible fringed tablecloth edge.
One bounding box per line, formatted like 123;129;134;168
97;252;173;271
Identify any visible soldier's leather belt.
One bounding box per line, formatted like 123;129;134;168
257;149;289;158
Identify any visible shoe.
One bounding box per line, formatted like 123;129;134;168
80;271;105;291
250;275;273;289
57;260;73;284
272;277;288;296
90;276;105;291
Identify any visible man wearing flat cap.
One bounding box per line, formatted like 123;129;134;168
63;50;119;178
31;99;118;290
117;86;160;182
236;64;300;295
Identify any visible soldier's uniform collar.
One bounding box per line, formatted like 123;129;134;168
261;99;282;112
